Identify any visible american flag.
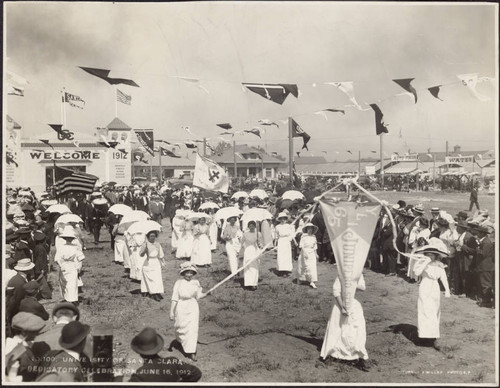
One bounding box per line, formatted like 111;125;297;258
55;166;98;195
117;89;132;105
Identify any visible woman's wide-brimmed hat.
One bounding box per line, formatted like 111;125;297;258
277;212;289;220
415;237;449;257
179;262;198;275
302;222;318;234
14;258;35;271
131;327;164;356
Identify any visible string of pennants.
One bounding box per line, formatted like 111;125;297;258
8;64;494;155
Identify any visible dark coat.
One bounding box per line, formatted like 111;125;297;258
14;240;32;261
129;356;202;383
19;296;50;321
473;236;494;272
7;273;29;319
39;350;86;382
33;244;49;276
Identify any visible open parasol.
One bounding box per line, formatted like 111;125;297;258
46;204;72;214
109;204;133;216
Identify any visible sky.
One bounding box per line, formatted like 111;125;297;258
4;2;498;161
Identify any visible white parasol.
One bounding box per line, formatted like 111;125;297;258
198;201;220;210
249;189;268;199
46;204;72;214
281;190;305;201
109;204;133;216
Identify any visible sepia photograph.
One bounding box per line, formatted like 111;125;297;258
3;1;498;385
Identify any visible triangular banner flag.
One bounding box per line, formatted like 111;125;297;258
457;73;491;102
392;78;418;103
244;128;261;138
325;81;365;110
135;130;155;156
217;123;232;130
79;66;139;87
369;104;389;135
428;85;443;101
242;83;297;105
291;119;311;150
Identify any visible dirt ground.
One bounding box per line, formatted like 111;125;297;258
42;191;497;384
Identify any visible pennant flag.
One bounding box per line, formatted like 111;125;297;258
217;123;232;130
132;150;148;164
258;119;279;128
193;154;229;193
347;150;352;154
291;119;311;150
325;82;365;110
117;89;132;105
296;152;301;158
55;166;98;195
39;139;54;150
183;142;197;149
7;84;24;96
244;128;261;138
319;197;381;313
7;71;29;86
117;148;128;155
48;124;64;135
79;66;139;87
457;73;491;101
135;130;155;156
428;85;443;101
392;78;418;103
98;141;118;149
177;77;209;93
242;83;298;105
64;92;85;109
370;151;377;153
314;111;328;121
160;147;181;158
325;108;345;115
369;104;389;135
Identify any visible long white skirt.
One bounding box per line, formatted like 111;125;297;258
176;232;194;259
277;238;293;271
297;249;318;282
320;299;368;360
174;298;199;353
59;269;79;302
114;236;130;268
226;241;240;274
172;230;179;250
191;235;212;266
141;258;164;294
417;277;441;338
243;245;260;287
129;247;140;280
209;223;218;250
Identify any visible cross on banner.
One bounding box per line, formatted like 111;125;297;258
209;169;220;182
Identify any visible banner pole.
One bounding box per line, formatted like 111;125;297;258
379;133;384;190
233;140;237;178
288;117;294;186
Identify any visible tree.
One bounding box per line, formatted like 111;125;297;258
213;141;232;156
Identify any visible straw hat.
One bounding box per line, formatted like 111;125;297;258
131;327;164;356
413;204;425;215
302;222;319;234
179;262;198;275
277;212;289;220
14;258;35;271
415;237;449;257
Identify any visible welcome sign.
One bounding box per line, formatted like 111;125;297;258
319;197;381;313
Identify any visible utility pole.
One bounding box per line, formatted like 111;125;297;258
233;140;237;178
380;133;384;190
288;117;294;186
358;150;361;176
203;138;207;157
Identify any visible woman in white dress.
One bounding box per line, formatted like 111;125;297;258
221;216;243;275
320;274;369;371
240;221;263;291
297;223;318;289
112;214;130;269
176;212;194;260
275;212;295;277
171;209;185;253
139;230;166;301
169;263;209;361
126;229;146;282
191;216;212;267
206;209;218;251
54;227;85;305
413;238;451;349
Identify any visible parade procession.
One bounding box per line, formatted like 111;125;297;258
2;2;498;385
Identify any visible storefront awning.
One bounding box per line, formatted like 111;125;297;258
384;164;418;174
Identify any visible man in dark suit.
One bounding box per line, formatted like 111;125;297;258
38;321;91;382
454;221;475;297
14;228;33;261
123;186;135;208
380;208;399;276
7;259;35;326
19;281;50;321
470;224;495;307
129;327;201;382
469;181;480;211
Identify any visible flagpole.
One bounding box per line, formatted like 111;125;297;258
358;150;361;176
203;138;207;157
62;88;67;129
159;149;162;184
380;133;384;190
288;117;294;187
115;87;118;118
233;140;237;178
60;90;65;129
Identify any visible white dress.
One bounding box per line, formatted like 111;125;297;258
222;223;242;274
114;224;130;268
297;234;318;282
320;275;368;361
414;258;450;338
241;231;263;287
209;221;218;251
190;224;212;266
172;278;203;354
171;216;184;250
176;221;194;259
126;231;146;281
55;243;85;302
276;223;294;272
140;241;165;294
